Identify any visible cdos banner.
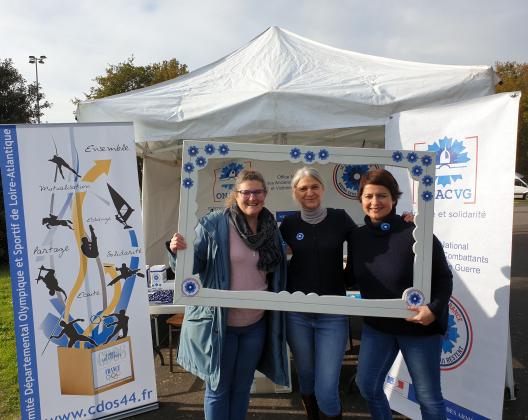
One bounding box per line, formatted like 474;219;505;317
0;123;157;420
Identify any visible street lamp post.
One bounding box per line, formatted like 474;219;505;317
28;55;46;123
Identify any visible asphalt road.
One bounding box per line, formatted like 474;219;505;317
136;201;528;420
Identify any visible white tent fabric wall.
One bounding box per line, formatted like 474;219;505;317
77;26;499;265
142;155;180;265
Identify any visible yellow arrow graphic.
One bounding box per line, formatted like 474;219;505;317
64;159;112;321
83;160;111;182
82;265;121;339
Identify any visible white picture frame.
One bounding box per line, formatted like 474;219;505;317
170;141;436;318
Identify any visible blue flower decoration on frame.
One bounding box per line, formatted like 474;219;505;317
422;175;434;187
403;287;425;306
411;165;423;177
408;291;424;306
196;156;207;167
304;151;315;163
380;222;391;231
407;152;418;163
182;178;194;189
183;162;195;173
182;278;200;296
290;147;301;159
204;144;216;155
318;149;329;160
188;145;199;157
422;190;433;201
219;144;230;155
421;155;433;166
392;151;403;162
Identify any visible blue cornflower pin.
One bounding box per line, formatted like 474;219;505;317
296;232;304;240
380;222;391;231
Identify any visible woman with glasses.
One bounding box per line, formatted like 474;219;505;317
168;169;289;420
279;166;356;420
351;169;452;420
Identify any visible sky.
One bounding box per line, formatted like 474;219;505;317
2;0;527;123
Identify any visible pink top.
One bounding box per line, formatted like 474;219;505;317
228;221;267;327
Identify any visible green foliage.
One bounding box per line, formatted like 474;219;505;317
80;55;188;100
1;58;52;264
0;58;51;123
0;267;19;419
495;62;528;175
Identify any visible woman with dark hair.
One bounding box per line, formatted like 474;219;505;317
350;168;452;420
168;169;289;420
280;166;356;420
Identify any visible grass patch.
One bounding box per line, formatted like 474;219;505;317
0;266;20;419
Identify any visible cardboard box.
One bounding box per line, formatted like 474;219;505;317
149;264;167;288
57;337;134;395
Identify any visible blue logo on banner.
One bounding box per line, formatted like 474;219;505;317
428;137;470;187
441;296;473;371
416;136;478;203
0;126;41;419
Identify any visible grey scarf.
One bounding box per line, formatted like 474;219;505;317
228;205;282;272
300;206;327;224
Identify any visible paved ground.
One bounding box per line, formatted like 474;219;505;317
136;201;528;419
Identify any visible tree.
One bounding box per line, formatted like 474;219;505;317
79;55;188;100
0;58;51;264
74;55;189;188
0;58;51;123
495;61;528;175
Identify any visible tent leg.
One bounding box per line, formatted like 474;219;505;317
505;322;516;400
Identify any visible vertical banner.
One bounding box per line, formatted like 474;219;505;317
0;123;157;420
386;92;521;419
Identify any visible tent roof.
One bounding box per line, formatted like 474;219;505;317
77;26;498;143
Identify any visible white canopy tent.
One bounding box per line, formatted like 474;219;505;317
77;26;498;264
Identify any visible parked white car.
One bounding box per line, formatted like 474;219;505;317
515;177;528;199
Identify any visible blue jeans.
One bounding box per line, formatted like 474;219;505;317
286;312;348;416
204;317;266;420
355;324;446;420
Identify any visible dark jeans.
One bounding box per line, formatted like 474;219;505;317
204;316;266;420
286;312;348;416
355;323;446;420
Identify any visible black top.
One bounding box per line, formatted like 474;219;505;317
280;208;356;296
348;212;453;336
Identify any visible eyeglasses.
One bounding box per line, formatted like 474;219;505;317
296;185;321;193
237;189;266;198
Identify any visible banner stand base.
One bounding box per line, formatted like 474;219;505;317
100;402;159;419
